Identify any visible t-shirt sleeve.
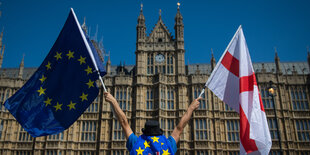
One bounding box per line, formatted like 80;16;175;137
167;136;177;154
126;133;138;151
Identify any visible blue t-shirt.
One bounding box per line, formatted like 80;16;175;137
126;133;177;154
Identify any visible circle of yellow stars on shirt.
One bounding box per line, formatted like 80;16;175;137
37;50;95;112
135;136;171;155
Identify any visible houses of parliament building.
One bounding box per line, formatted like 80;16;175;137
0;5;309;155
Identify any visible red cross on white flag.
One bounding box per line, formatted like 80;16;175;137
206;26;272;154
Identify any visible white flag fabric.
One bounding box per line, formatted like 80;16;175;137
206;26;272;154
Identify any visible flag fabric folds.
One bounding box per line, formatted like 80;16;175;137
206;26;272;154
4;8;106;137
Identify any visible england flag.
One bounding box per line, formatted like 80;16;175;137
206;26;272;154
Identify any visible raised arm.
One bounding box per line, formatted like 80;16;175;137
104;92;133;139
171;97;201;143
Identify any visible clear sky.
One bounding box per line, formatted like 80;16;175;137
0;0;309;68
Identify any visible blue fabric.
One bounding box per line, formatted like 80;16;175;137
167;136;177;154
126;133;138;151
127;134;175;155
4;9;106;137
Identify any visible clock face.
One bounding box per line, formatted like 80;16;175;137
155;54;165;63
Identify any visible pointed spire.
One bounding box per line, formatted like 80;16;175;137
81;17;87;34
0;44;5;69
106;51;111;75
175;2;183;20
140;2;143;11
1;44;4;56
20;54;25;66
174;2;184;49
138;3;145;21
0;29;3;39
1;43;4;54
137;3;146;44
120;61;124;73
159;9;162;20
18;54;25;79
107;51;111;63
0;29;3;47
274;47;282;74
274;47;279;59
211;48;216;70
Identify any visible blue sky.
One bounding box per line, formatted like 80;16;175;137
0;0;310;68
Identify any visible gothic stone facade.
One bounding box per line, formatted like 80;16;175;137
0;8;310;155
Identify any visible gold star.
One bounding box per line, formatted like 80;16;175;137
161;143;164;145
46;62;51;70
39;75;47;83
136;147;144;155
84;66;93;75
53;102;62;111
80;93;88;101
37;87;46;96
162;149;171;155
54;52;62;60
151;136;159;143
144;140;150;148
67;101;76;110
66;50;74;59
86;79;94;88
44;97;52;106
78;56;86;65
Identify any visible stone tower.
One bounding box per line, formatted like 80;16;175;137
174;3;185;75
133;3;187;137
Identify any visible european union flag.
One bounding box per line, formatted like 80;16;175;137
4;8;106;137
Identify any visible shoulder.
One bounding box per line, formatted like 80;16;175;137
167;136;177;154
126;133;138;151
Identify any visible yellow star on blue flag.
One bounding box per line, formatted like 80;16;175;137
162;149;171;155
151;136;160;143
4;8;106;137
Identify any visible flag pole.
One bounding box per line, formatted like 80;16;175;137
71;8;107;92
97;72;107;92
199;25;242;98
198;86;206;98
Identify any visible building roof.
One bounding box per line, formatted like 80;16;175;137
0;68;37;80
0;62;308;80
188;62;309;75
